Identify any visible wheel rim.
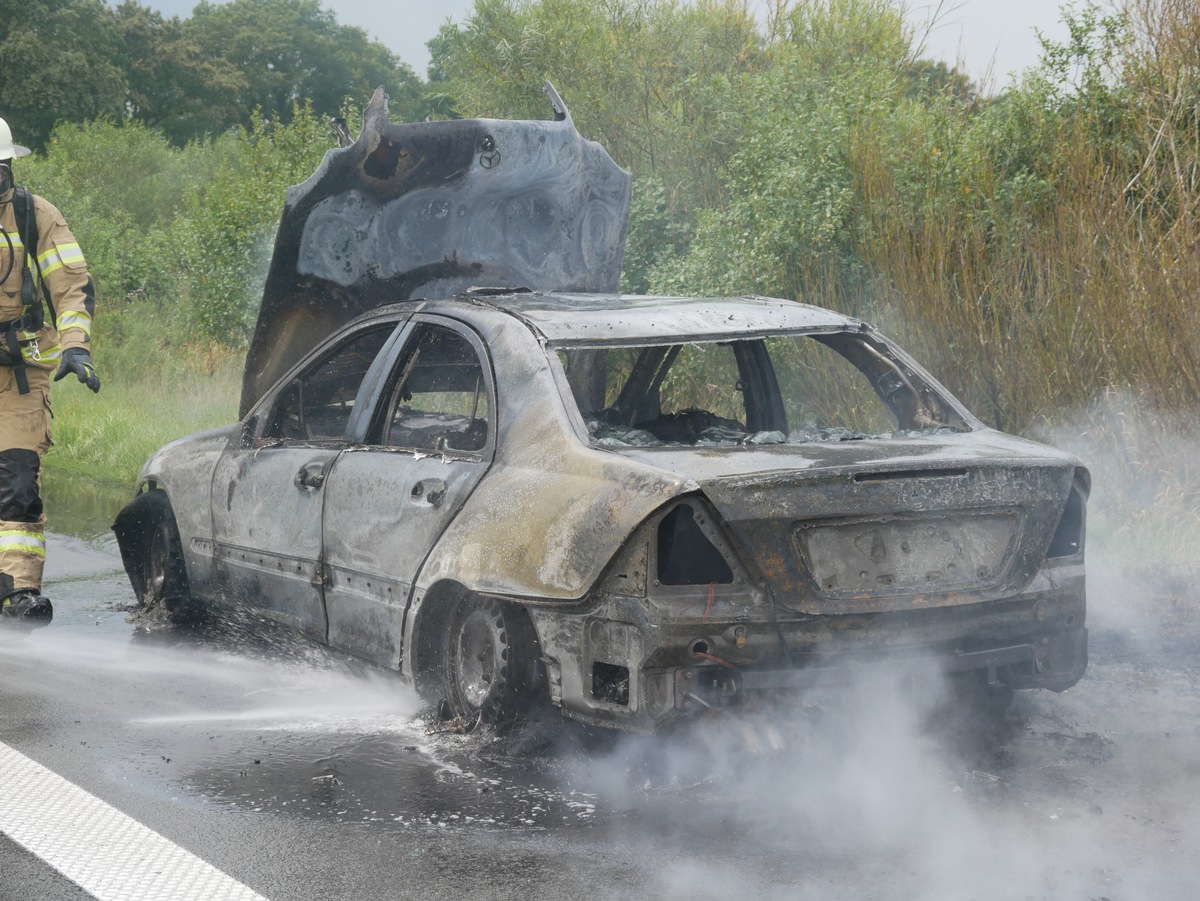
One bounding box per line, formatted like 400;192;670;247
454;607;506;711
145;518;170;601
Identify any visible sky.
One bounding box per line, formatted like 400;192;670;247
142;0;1071;87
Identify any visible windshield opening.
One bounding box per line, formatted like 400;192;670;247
554;332;967;448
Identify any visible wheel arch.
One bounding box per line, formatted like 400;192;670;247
406;579;544;705
113;484;208;625
112;484;177;599
407;579;470;697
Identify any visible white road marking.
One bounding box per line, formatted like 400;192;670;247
0;741;268;901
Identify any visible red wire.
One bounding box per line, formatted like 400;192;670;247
695;650;738;670
702;581;715;619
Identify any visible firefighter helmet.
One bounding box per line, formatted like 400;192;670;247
0;118;31;160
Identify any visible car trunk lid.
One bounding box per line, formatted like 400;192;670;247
622;433;1077;614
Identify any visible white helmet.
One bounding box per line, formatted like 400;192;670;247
0;118;31;160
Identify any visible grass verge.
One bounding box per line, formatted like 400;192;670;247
45;308;244;488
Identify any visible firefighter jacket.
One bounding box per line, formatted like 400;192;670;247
0;185;95;371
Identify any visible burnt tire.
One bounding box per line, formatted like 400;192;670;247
442;597;539;724
114;490;202;625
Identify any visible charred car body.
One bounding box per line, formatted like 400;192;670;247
114;87;1088;733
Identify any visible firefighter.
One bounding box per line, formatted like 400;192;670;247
0;117;100;625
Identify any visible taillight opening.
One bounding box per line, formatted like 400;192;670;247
1048;478;1087;559
656;503;734;586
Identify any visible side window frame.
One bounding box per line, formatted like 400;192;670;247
246;320;408;446
364;315;497;459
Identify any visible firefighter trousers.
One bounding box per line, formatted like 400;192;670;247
0;364;51;590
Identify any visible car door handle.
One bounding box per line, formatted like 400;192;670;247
410;479;446;508
295;461;327;490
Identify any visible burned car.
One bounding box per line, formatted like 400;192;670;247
114;88;1087;733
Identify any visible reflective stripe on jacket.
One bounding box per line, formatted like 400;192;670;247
0;187;95;355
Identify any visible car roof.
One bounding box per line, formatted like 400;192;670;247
439;291;865;343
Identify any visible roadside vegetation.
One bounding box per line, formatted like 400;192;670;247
11;0;1199;564
23;109;336;490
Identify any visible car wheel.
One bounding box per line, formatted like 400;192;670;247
443;597;539;724
119;491;201;625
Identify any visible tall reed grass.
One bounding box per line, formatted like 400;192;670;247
848;0;1200;571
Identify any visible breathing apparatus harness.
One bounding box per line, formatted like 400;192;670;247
0;163;13;286
0;180;55;395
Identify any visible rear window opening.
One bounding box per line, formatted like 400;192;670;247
554;333;966;449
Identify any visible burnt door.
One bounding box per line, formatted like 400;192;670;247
321;318;495;666
211;322;401;637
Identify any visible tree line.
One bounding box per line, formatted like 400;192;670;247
0;0;428;148
434;0;1200;434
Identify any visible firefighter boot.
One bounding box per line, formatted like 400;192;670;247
0;572;52;625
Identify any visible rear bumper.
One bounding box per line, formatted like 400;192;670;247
528;570;1087;733
681;627;1087;710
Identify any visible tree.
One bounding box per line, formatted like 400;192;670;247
113;1;247;144
433;0;765;291
0;0;127;150
652;0;918;303
0;0;430;147
183;0;426;129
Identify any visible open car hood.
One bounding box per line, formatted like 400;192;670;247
241;84;632;416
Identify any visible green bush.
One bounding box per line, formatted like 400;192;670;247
17;108;344;484
170;106;334;343
650;0;914;308
435;0;765;298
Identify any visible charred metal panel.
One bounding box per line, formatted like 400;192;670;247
209;445;335;638
318;563;408;668
698;459;1077;615
797;510;1020;596
612;428;1075;483
587;620;640;706
241;85;632;417
525;552;1085;732
413;310;692;603
132;425;238;602
526;596;664;730
323;449;491;667
504;293;857;344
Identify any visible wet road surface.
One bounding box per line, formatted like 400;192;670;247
2;531;1198;900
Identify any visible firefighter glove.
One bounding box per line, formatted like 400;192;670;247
54;347;100;393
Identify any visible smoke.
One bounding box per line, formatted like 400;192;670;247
1032;388;1200;652
539;389;1200;901
519;651;1192;901
539;672;1046;900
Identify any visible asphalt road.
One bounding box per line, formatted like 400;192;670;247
2;533;1198;900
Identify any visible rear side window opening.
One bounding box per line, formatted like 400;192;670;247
554;332;967;448
378;323;492;453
